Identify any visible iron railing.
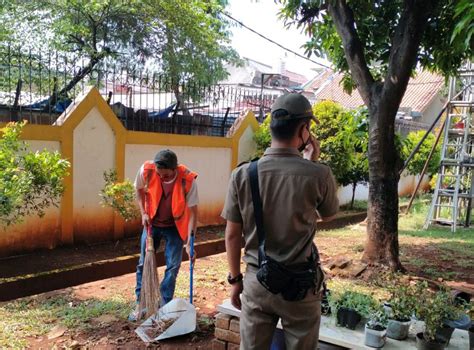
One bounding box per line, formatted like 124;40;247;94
0;46;284;136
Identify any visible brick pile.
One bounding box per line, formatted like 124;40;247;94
212;313;241;350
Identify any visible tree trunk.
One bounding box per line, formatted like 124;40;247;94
362;99;403;271
350;182;357;209
47;57;99;108
172;85;191;117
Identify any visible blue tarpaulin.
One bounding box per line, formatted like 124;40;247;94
148;103;176;119
24;98;72;113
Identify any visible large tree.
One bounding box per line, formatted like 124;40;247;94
280;0;472;270
1;0;237;107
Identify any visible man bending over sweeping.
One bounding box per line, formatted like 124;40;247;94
129;149;199;321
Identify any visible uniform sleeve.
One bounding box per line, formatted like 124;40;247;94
134;164;145;190
221;172;243;223
317;167;339;218
186;180;199;207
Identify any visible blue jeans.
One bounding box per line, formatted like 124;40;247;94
135;225;184;305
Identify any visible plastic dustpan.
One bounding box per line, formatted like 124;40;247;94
135;232;197;342
135;298;196;342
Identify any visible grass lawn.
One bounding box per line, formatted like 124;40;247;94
0;197;472;348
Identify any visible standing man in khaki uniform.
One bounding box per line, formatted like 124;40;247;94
222;93;339;349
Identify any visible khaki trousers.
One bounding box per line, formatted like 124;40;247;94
239;269;321;350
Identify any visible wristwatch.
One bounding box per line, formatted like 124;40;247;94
227;272;243;285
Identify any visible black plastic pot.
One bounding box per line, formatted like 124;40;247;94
336;307;362;330
416;332;446;350
435;325;455;346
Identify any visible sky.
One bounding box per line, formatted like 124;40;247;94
227;0;330;80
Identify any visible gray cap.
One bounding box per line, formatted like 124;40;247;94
154;149;177;169
271;93;316;122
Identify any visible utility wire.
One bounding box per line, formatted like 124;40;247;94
221;11;332;69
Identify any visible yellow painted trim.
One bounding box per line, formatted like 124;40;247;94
229;110;259;169
0;123;62;141
126;130;232;148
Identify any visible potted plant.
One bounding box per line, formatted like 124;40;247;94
414;283;461;350
365;305;388;348
329;290;377;330
385;284;416;340
435;293;470;346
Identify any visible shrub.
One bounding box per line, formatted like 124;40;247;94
0;121;70;226
100;170;139;222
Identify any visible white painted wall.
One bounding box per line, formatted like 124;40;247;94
73;107;115;242
238;125;257;164
337;173;432;206
420;93;445;126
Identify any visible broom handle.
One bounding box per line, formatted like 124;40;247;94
189;230;195;305
145;187;153;250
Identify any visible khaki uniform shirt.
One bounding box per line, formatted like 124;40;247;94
221;147;339;267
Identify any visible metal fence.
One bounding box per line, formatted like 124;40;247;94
0;46;283;136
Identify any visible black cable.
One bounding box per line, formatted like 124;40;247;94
221;11;331;69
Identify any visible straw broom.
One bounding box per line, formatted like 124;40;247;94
138;185;160;319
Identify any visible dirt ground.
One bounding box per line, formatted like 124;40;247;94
23;253;236;349
0;226;225;281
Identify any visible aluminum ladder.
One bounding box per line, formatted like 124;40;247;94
424;63;474;232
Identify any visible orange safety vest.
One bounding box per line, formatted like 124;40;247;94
142;161;198;241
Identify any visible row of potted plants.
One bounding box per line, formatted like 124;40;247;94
327;281;472;349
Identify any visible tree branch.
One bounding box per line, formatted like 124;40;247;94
327;0;374;106
381;0;434;110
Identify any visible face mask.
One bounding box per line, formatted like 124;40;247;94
298;126;310;152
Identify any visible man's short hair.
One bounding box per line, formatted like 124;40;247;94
270;115;311;141
154;149;178;169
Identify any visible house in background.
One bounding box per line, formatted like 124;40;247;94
304;69;446;133
221;57;310;118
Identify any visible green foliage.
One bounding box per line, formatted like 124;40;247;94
0;121;70;226
1;0;239;96
451;0;474;49
253;115;271;157
414;282;465;342
279;1;472;89
386;282;417;321
311;101;353;186
366;303;388;329
329;290;378;318
100;170;139;222
401;130;441;176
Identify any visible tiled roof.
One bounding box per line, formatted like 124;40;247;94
282;69;309;85
302;69;335;91
316;70;445;112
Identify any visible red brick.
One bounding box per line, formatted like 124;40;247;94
215;328;241;344
227;343;240;350
212;339;227;350
215;313;232;330
229;318;240;333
